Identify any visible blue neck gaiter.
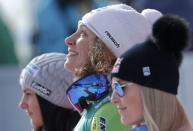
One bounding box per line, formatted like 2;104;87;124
131;124;147;131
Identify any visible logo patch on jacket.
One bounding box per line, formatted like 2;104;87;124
99;117;106;131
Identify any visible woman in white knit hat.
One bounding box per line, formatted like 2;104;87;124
19;53;80;131
64;4;162;131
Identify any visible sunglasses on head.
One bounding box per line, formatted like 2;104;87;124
112;81;131;97
66;73;109;113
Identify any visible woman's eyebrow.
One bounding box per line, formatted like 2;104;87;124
23;89;31;93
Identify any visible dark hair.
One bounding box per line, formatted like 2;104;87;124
37;95;80;131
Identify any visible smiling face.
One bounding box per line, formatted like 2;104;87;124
19;88;43;130
64;23;97;73
111;78;144;125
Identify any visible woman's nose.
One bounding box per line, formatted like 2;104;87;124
111;90;120;105
19;96;28;109
65;35;75;46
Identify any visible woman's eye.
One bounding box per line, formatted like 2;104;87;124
80;31;86;37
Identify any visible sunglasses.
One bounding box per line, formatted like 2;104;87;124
112;81;131;97
66;73;109;113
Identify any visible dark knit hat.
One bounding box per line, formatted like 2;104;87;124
111;15;190;95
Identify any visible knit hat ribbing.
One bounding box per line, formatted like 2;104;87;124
20;53;74;109
141;9;163;25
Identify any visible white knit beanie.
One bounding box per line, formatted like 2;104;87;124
141;8;163;26
19;53;74;109
81;4;162;57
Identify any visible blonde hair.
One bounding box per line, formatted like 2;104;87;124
75;38;116;77
140;87;191;131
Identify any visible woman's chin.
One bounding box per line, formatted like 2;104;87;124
121;117;144;126
121;116;130;125
31;120;42;131
64;61;75;73
121;116;136;126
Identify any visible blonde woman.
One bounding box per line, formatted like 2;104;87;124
64;4;162;131
111;15;193;131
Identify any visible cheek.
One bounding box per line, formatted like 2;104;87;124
121;92;144;124
29;96;41;113
80;51;90;63
31;99;43;127
31;101;40;112
121;103;143;125
78;43;91;61
34;109;42;121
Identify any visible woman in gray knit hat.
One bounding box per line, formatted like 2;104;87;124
19;53;80;131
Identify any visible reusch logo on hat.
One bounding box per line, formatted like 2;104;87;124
105;31;120;48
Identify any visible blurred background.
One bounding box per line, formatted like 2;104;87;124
0;0;192;130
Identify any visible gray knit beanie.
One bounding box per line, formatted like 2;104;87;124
19;53;74;109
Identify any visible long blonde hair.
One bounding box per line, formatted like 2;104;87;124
141;87;191;131
75;38;116;77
